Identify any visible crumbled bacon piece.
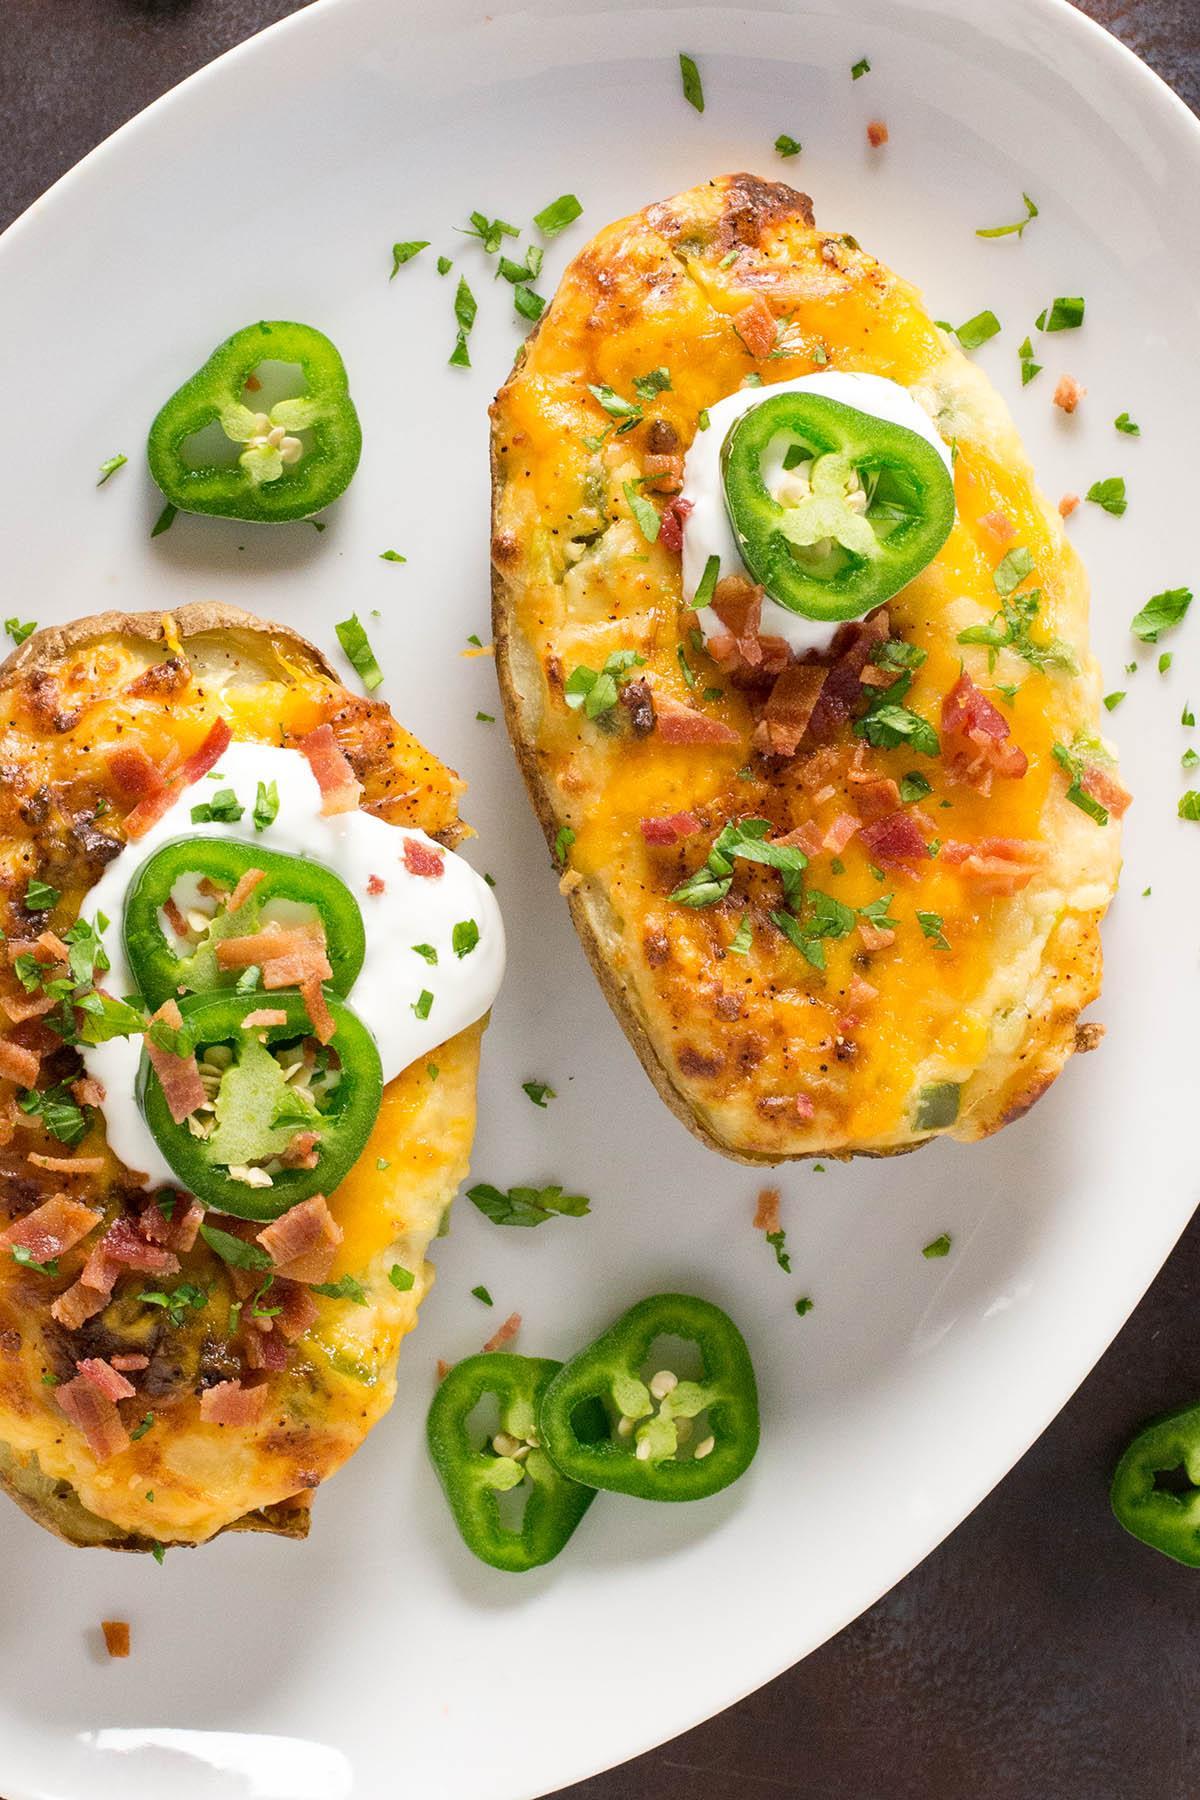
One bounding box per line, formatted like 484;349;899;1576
50;1280;110;1330
753;1187;782;1233
706;577;791;683
200;1379;267;1427
72;1077;106;1108
752;663;827;755
1053;374;1086;414
107;744;166;803
823;812;860;855
941;673;1028;790
162;896;190;940
732;294;778;360
403;837;445;879
101;1621;131;1659
0;992;57;1024
795;1095;815;1121
26;1153;105;1174
56;1374;129;1461
0;1040;40;1087
240;1009;288;1029
980;509;1015;543
857;919;895;951
774;819;824;857
858;812;929;867
658;496;693;554
143;998;205;1123
1059;492;1080;518
77;1357;137;1402
483;1312;522;1353
139;1195;203;1254
256;1194;342;1284
654;692;740;745
941;836;1047;894
271;1279;319;1342
640;813;701;846
867;120;889;147
299;974;335;1047
846;975;879;1008
245;1330;290;1372
1080;765;1132;819
124;718;232;839
854;778;901;824
366;874;386;897
300;723;362;816
89;1214;180;1278
0;1195;101;1261
229;867;266;914
280;1129;321;1170
641;452;684;494
109;1354;149;1373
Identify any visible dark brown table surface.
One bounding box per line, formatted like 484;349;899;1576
3;4;1198;1796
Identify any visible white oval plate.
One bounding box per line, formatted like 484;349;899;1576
1;1;1198;1795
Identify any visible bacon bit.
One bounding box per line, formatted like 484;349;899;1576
57;1374;129;1461
0;991;57;1024
0;1099;14;1149
706;577;792;683
867;119;889;146
143;998;205;1124
161;896;190;940
26;1152;106;1176
654;692;741;745
658;496;693;554
107;744;167;804
1;1195;102;1261
732;294;778;360
299;974;335;1047
240;1009;288;1029
124;717;233;839
300;723;362;816
36;932;68;961
775;819;824;857
200;1379;267;1427
846;975;879;1008
139;1195;203;1254
0;1039;40;1088
89;1215;179;1279
101;1621;131;1659
436;1358;453;1382
217;921;332;992
753;1187;782;1233
366;874;386;897
1081;765;1132;819
980;509;1015;544
50;1281;109;1329
858;663;896;689
640;812;701;846
1059;492;1080;518
77;1357;136;1402
795;1095;815;1121
271;1279;319;1343
483;1312;522;1353
823;812;860;854
403;837;445;879
280;1129;321;1170
858;812;929;867
256;1194;342;1284
72;1077;106;1108
641;452;685;494
941;836;1047;895
245;1330;290;1372
752;663;828;756
229;867;266;913
857;920;896;951
855;778;901;824
804;613;890;745
1053;374;1087;414
941;673;1028;790
109;1354;149;1372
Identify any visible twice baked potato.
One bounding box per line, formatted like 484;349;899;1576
491;174;1125;1164
0;605;501;1548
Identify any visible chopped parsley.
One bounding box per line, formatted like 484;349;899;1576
411;989;434;1020
97;452;127;485
899;770;932;803
1103;692;1125;712
679;52;704;111
466;1182;590;1227
449;276;477;367
380;549;407;563
851;57;870;78
775;135;802;157
11;1246;58;1276
437;255;452;275
476;711;495;723
521;1080;556;1107
335;613;384;692
311;1274;368;1306
697;408;711;432
1179;792;1200;821
672;817;806;910
427;1063;439;1081
1036;296;1085;331
957;544;1075;673
586;381;643;433
952;310;1002;352
533;194;582;236
460;212;518;254
623;480;661;544
151;1542;165;1565
1085;477;1127;517
1052;740;1108;824
4;617;36;646
858;893;899;932
17;1082;87;1146
138;1282;208;1327
794;1297;814;1316
471;1285;494;1307
190;787;243;825
199;1223;272;1271
389;1264;415;1291
452;919;480;959
1183;749;1200;771
1130;587;1192;643
554;824;575;867
729;913;753;956
765;1228;791;1272
390;240;429;277
151;501;177;537
916;909;950;950
24;878;60;910
1017;336;1043;385
1114;412;1140;435
253;780;279;832
564;648;646;719
130;1413;155;1442
772;889;856;971
922;1233;952;1259
1185;702;1196;728
1160;653;1173;673
976;193;1038;239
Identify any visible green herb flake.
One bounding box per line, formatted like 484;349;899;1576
1185;703;1196;728
623;479;661;544
554;824;575;866
976;193;1038;239
1183;749;1200;770
1085;477;1127;517
851;57;870;78
466;1182;590;1227
97;453;127;485
151;1542;165;1565
200;1223;273;1271
471;1285;494;1307
389;1264;415;1291
514;285;547;323
151;501;177;538
765;1228;791;1272
1052;741;1108;824
4;617;36;646
1102;692;1125;712
311;1274;369;1306
11;1246;59;1276
522;1080;556;1107
24;878;60;911
729;913;753;956
461;212;519;254
449;276;478;367
679;52;704;111
563;648;646;720
380;549;407;563
1180;792;1200;820
697;408;711;432
775;135;802;157
390;240;429;277
427;1062;439;1081
252;780;279;832
476;711;495;723
922;1233;952;1259
411;989;434;1020
452;919;480;959
1130;587;1192;643
335;613;385;692
1159;653;1173;674
672;816;808;910
437;255;452;275
1018;336;1043;385
899;770;932;803
916;909;950;950
190;788;244;826
954;310;1002;352
1114;412;1140;435
1036;296;1085;332
794;1297;814;1316
130;1412;155;1442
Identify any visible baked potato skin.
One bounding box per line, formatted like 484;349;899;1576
0;605;482;1549
491;175;1124;1165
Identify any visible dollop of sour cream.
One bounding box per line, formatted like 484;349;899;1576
80;742;505;1187
680;371;953;656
